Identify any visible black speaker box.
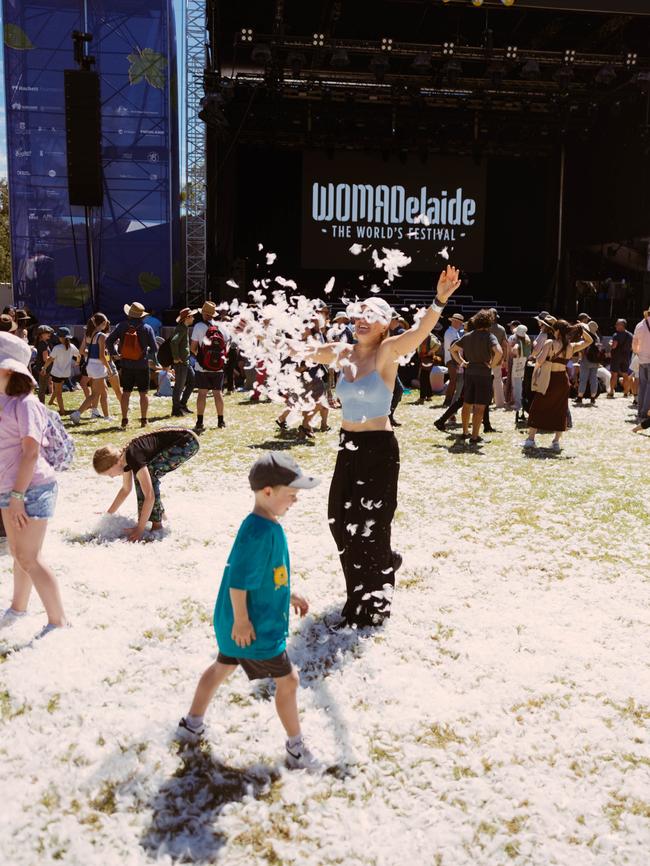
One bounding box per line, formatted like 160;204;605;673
64;69;103;207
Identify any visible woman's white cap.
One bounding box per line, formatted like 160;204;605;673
515;325;528;337
0;331;36;384
347;297;393;325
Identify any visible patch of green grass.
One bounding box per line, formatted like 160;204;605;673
604;697;650;726
399;570;426;590
452;765;478;781
40;785;61;811
0;689;29;720
46;694;61;714
417;722;465;749
605;794;650;830
89;781;118;815
504;841;520;859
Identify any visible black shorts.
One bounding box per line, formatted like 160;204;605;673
610;358;631;375
50;375;67;384
120;367;150;393
464;369;493;406
217;650;293;681
195;370;224;391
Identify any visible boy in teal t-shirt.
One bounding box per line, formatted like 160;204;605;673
178;452;321;770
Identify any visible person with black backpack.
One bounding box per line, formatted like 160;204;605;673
190;300;230;433
105;302;159;429
575;320;601;406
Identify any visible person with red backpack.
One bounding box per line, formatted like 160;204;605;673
105;302;159;429
190;300;230;433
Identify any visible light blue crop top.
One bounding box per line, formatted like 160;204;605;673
335;370;393;422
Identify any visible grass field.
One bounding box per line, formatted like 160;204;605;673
0;388;648;866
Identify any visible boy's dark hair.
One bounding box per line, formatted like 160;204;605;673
5;372;33;397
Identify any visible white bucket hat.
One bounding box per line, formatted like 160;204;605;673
0;331;36;384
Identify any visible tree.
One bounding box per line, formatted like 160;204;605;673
0;179;11;283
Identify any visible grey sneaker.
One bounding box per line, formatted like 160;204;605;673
522;438;537;450
176;717;205;742
286;740;322;772
69;410;81;425
0;608;27;630
550;440;561;453
34;622;71;640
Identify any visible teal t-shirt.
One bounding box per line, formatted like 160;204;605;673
213;513;291;659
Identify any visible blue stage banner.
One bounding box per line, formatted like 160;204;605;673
3;0;179;325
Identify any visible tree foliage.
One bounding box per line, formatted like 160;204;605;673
0;179;12;283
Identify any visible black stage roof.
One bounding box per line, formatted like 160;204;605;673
203;0;650;156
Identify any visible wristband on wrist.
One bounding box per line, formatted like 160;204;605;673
430;299;445;315
10;490;25;501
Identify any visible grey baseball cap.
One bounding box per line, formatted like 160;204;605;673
249;452;321;491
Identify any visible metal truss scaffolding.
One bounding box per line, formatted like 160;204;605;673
185;0;207;306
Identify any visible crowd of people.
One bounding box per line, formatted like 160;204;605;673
0;274;647;769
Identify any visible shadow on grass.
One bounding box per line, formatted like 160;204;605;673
522;448;575;460
69;425;124;436
141;742;277;863
248;438;315;450
435;434;488;455
246;606;369;776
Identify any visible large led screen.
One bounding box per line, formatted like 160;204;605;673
302;151;486;273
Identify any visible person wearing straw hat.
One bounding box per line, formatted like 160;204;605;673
0;332;69;639
170;307;197;417
524;320;593;453
532;313;557;357
190;300;231;432
105;302;159;429
575;321;601;406
443;312;464;407
13;309;31;342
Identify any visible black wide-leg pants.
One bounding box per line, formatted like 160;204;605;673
327;430;400;627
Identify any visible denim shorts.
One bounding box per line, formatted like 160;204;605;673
0;481;58;520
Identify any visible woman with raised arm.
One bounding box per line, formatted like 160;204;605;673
306;266;462;628
524;319;593;453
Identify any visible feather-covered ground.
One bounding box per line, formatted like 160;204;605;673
1;391;648;866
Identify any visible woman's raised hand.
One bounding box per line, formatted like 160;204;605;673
435;266;462;303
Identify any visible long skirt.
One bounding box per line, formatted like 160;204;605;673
528;371;570;432
327;430;400;627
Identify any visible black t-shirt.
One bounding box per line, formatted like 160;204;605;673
33;339;53;374
610;330;633;359
455;330;499;371
124;428;190;473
